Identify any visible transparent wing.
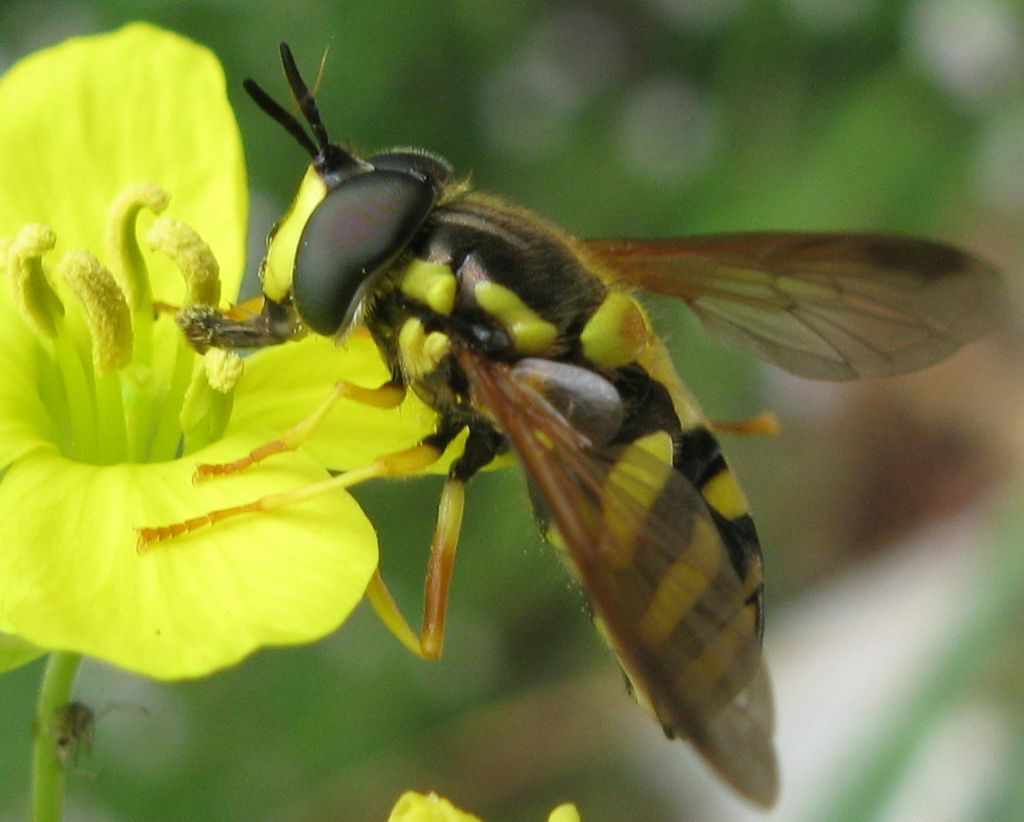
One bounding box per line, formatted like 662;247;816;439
588;233;1004;380
458;350;779;807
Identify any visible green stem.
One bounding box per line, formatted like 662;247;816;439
31;652;82;822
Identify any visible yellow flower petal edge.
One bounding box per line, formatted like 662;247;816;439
386;793;581;822
0;23;247;303
547;804;582;822
0;441;376;680
388;792;483;822
0;632;43;674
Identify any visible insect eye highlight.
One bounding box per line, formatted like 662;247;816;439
293;169;439;335
367;149;455;189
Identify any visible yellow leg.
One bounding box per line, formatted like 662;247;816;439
136;440;439;551
365;478;466;660
708;411;780;437
194;380;406;482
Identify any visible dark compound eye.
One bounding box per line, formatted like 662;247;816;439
293;169;439;335
367;150;455;190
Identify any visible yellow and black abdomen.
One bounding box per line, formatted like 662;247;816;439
583;344;768;757
598;349;766;639
669;424;765;636
570;250;766;645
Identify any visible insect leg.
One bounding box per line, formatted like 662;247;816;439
135;435;442;551
708;411;779;437
365;477;465;659
420;476;467;658
194;380;406;481
176;296;301;353
366;424;505;660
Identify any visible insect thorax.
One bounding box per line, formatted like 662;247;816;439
362;193;664;422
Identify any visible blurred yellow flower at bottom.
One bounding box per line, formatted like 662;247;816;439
388;792;481;822
387;792;580;822
547;803;582;822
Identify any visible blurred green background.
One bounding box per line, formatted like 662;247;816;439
1;1;1023;820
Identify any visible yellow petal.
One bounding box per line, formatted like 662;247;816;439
0;438;376;679
232;331;447;471
0;632;43;674
548;804;582;822
0;23;247;305
388;792;483;822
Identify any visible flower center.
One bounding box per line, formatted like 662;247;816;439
1;184;242;465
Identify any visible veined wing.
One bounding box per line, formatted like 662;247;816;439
588;233;1004;380
458;349;779;807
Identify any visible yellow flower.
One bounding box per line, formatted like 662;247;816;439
0;24;435;679
387;792;580;822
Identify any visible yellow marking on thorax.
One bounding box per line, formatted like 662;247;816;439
397;317;452;382
473;280;558;355
399;259;457;315
700;469;751;519
580;291;651;369
263;167;327;302
601;431;674;570
637;516;723;647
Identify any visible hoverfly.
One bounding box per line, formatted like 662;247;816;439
140;45;1004;807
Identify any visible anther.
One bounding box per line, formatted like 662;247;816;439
145;217;221;307
6;224;63;338
59;250;133;375
105;183;169;310
203;349;244;393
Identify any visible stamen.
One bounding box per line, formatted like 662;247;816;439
145;217;221;307
6;224;64;339
58;250;133;376
179;365;211;436
203;349;244;393
105;183;169;310
178;353;239;448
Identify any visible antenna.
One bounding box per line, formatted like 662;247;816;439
242;77;319;159
279;43;332;153
245;44;361;177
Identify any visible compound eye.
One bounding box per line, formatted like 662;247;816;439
368;150;455;189
293;169;438;335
